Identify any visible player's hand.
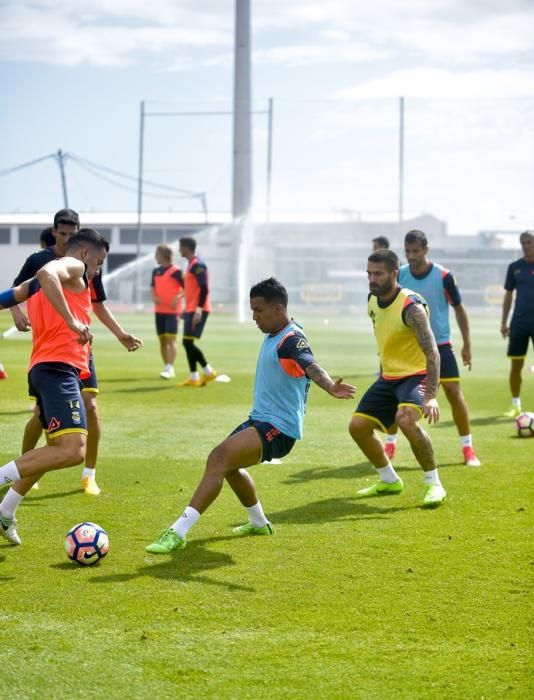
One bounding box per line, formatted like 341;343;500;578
71;320;93;345
422;397;440;424
330;377;356;399
11;307;31;332
119;333;143;352
461;344;472;370
192;309;202;328
500;323;509;338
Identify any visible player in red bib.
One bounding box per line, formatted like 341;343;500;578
176;236;217;387
0;230;108;546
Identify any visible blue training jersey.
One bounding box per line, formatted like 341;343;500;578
399;262;462;345
504;257;534;320
250;321;315;439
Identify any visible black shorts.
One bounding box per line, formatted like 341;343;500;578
183;311;209;340
507;316;534;358
28;362;88;438
439;343;460;382
155;312;179;337
80;352;98;393
29;353;97;400
354;374;427;432
231;418;295;462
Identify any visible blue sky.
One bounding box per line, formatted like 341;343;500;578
1;0;533;233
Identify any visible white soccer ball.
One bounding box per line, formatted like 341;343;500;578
65;522;110;565
515;412;534;438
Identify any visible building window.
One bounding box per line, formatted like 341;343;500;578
0;228;10;244
18;228;43;245
119;228;163;245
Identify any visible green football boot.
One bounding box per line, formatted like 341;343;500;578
503;406;521;418
232;521;275;536
422;483;447;508
357;478;404;497
145;528;186;554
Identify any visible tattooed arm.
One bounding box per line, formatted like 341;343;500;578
305;363;356;399
404;302;440;423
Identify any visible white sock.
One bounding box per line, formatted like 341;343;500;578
171;506;200;538
190;371;200;381
0;460;21;487
424;469;442;487
164;364;173;371
246;502;268;527
385;434;397;445
202;364;214;376
376;463;400;483
512;397;521;408
459;435;472;448
82;467;96;479
0;488;24;518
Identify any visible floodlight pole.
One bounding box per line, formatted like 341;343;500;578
232;0;252;219
398;96;404;224
57;149;69;208
266;97;273;224
135;100;145;307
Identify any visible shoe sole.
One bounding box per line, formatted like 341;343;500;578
357;484;404;497
422;497;446;509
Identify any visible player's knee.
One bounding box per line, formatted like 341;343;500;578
55;440;86;467
349;416;372;440
396;408;417;433
206;443;232;473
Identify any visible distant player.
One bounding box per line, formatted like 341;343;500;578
0;229;108;545
349;249;446;508
372;236;390;252
40;227;55;249
145;277;356;554
383;229;481;467
151;244;184;379
10;208;142;495
177;236;216;387
501;230;534;417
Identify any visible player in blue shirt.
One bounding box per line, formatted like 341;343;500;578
145;277;355;554
501;230;534;417
383;230;481;467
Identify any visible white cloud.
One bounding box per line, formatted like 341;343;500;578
254;43;389;66
0;1;231;66
334;67;534;98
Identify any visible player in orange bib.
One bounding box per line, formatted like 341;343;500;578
151;244;184;379
0;229;108;546
176;236;217;387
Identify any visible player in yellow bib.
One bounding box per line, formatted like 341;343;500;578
349;249;446;507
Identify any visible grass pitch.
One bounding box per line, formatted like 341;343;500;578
0;311;532;699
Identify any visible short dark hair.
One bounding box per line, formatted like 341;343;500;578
250;277;288;306
66;228;109;253
53;208;80;229
519;230;534;240
368;249;399;272
372;236;389;249
179;236;197;252
404;229;428;247
40;227;55;247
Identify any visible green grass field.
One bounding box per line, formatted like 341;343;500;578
0;311;532;699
